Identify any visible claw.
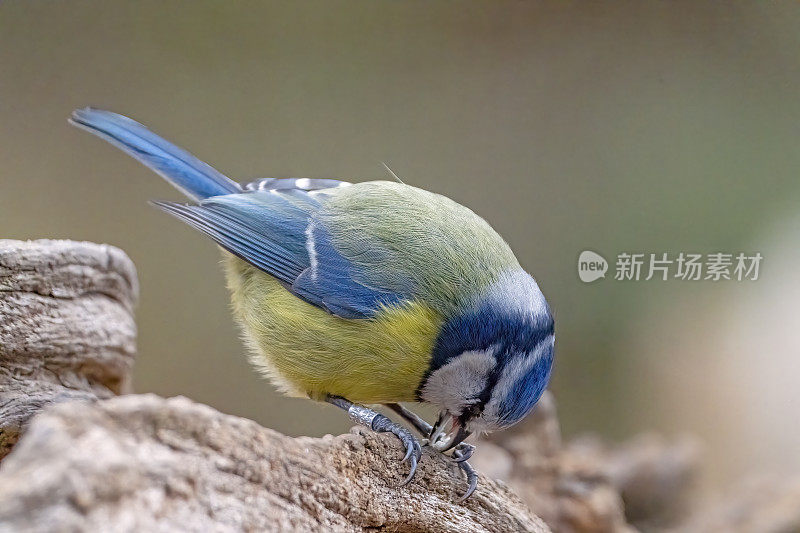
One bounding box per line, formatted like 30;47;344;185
451;446;479;501
371;413;423;486
400;454;418;486
379;401;480;500
402;437;423;486
457;461;479;502
402;444;413;463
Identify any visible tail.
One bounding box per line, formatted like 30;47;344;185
69;108;242;201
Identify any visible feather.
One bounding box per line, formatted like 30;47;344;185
70;108;241;200
292;219;403;318
152;190;313;285
153;187;407;319
243;177;350;192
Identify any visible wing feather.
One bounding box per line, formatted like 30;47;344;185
152;200;305;284
153;183;406;319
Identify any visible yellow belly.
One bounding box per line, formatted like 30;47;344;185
224;255;441;403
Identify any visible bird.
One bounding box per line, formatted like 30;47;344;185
69;108;555;501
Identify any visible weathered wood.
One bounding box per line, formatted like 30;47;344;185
0;394;547;532
0;239;547;532
0;239;138;459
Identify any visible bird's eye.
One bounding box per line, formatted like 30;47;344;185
465;403;482;418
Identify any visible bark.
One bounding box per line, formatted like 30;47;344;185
0;240;545;532
474;393;638;533
0;239;138;459
0;394;546;533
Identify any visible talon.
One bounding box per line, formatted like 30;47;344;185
370;413;423;486
457;460;479;502
401;454;418;486
402;444;413;463
451;446;478;501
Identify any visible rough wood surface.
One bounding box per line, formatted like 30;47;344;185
0;394;547;533
0;239;546;532
0;239;138;459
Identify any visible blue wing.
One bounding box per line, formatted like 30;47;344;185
291;217;404;317
70;109;409;318
153;192;311;285
155;182;406;319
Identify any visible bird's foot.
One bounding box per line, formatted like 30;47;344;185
370;413;423;485
327;396;422;485
451;445;479;501
385;403;479;501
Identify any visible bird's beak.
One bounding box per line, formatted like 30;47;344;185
429;411;473;452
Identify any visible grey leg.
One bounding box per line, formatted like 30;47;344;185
386;402;479;501
326;396;422;485
386;403;433;436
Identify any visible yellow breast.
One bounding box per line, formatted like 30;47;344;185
224;255;441;403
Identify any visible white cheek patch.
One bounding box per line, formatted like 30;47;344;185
481;334;554;429
421;348;497;414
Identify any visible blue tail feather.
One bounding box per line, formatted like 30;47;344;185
69;108;241;201
70;107;394;319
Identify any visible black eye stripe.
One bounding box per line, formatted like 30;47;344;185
476;367;500;407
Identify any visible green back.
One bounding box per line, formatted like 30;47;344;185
321;181;519;316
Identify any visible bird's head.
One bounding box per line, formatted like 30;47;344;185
418;269;554;451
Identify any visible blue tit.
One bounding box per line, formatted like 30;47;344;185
70;108;555;500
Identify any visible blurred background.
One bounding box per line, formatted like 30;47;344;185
2;1;799;493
